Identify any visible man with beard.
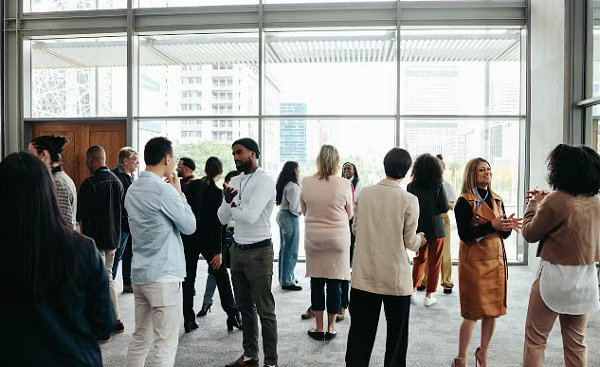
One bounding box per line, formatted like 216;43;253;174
218;138;278;367
177;157;196;194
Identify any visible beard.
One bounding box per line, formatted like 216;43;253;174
236;159;252;173
177;170;184;177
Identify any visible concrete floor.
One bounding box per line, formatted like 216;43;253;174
101;262;600;367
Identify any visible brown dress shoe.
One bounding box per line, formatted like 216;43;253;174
300;306;314;320
225;355;259;367
336;307;346;321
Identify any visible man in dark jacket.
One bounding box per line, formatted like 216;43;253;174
77;145;125;337
111;147;138;293
177;157;196;194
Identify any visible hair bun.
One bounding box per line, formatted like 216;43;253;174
51;136;68;152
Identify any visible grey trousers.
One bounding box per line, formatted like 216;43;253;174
230;242;278;366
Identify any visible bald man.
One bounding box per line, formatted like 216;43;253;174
77;145;125;340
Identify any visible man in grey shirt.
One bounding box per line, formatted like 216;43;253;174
218;138;278;367
125;137;196;367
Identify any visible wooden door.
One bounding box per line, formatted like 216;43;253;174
32;123;126;190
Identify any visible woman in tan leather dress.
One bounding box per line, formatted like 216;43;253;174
451;158;522;367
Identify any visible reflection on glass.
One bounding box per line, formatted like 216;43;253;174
137;119;258;175
265;0;392;3
28;0;126;12
400;28;521;115
401;119;521;261
265;30;397;115
401;0;523;2
30;37;127;117
138;0;256;6
138;33;259;117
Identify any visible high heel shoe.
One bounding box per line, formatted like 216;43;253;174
196;303;212;317
474;347;488;367
450;357;467;367
226;313;242;331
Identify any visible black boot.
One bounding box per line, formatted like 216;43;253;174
226;313;242;331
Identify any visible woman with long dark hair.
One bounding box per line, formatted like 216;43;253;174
276;161;302;290
0;152;114;366
182;156;241;333
409;153;449;306
522;145;600;367
198;170;241;317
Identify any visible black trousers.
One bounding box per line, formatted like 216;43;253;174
345;288;411;367
182;244;238;322
310;278;341;314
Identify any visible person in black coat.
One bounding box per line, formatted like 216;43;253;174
182;156;241;333
77;145;124;332
408;153;449;307
0;152;114;367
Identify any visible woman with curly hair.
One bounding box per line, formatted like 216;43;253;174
409;153;449;306
522;144;600;367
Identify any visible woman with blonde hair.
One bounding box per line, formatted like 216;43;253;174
301;145;353;341
451;158;521;367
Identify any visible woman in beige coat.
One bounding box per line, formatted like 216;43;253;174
301;145;353;341
345;148;426;367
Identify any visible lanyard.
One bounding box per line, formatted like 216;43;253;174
238;167;258;203
475;189;489;211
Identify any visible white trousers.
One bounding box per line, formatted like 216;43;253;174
98;249;119;320
126;282;182;367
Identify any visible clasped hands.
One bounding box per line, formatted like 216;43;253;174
491;213;522;233
525;188;549;204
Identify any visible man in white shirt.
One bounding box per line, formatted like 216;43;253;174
218;138;278;367
125;137;196;367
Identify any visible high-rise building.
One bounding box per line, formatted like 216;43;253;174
280;103;307;163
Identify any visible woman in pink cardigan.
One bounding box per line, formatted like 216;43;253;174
522;144;600;367
301;145;353;341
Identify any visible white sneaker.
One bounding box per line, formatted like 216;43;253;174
410;292;418;305
423;296;437;307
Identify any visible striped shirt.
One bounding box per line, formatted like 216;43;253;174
52;165;78;230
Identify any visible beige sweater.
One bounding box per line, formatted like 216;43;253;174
522;191;600;265
351;179;423;296
301;175;353;280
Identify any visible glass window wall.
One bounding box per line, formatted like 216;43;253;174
28;36;127;118
18;1;527;262
139;33;259;117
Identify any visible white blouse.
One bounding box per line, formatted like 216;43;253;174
537;259;600;315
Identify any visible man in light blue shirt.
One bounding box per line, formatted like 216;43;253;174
125;137;195;367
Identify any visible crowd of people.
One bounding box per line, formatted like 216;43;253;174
1;134;599;367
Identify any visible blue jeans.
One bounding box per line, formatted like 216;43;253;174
276;210;299;287
112;232;129;280
203;274;217;304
